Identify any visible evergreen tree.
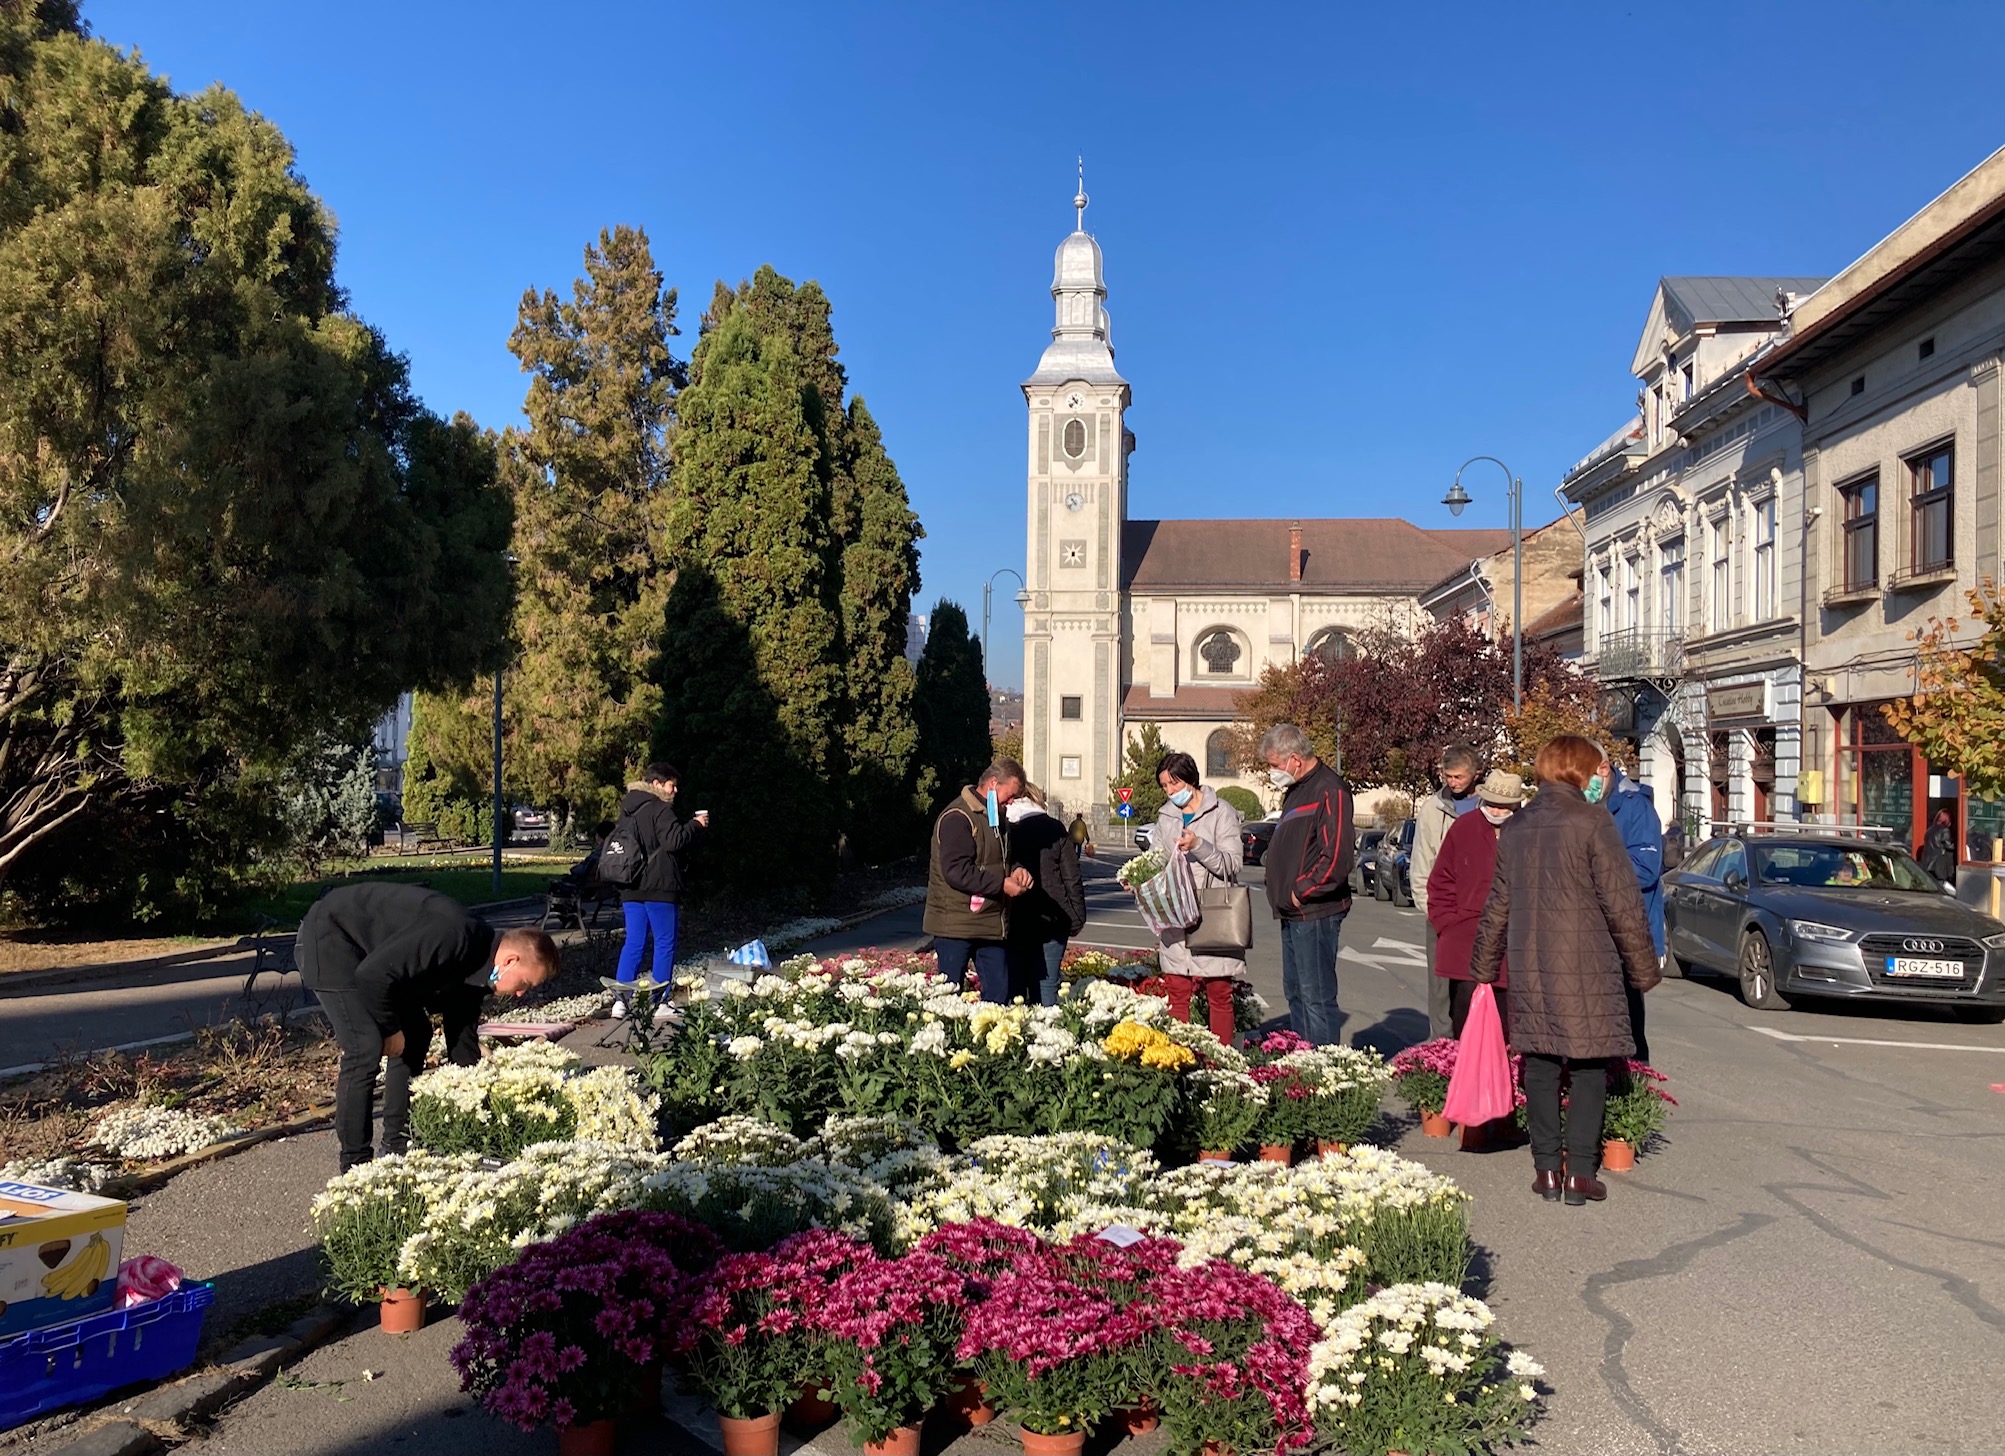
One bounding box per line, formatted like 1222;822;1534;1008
1110;722;1172;825
505;227;681;832
402;691;499;847
912;601;990;811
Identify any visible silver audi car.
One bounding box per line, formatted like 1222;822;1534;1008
1663;829;2005;1022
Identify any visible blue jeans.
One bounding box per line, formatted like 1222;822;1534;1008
617;900;679;984
1279;913;1345;1045
1037;939;1066;1008
934;937;1010;1001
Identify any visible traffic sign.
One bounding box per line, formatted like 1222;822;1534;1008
1116;802;1134;819
1117;787;1133;803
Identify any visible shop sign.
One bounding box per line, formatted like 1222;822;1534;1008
1706;682;1769;722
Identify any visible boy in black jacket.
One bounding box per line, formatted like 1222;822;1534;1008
612;761;709;1007
297;883;559;1169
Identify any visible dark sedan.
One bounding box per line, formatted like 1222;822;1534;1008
1371;818;1416;907
1243;817;1280;866
1353;826;1387;896
1663;831;2005;1021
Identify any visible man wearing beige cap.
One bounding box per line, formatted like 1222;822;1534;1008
1425;768;1526;1036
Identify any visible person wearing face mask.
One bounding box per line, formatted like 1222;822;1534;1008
1470;736;1660;1206
1258;723;1355;1046
1147;751;1247;1044
1426;769;1524;1038
1409;744;1484;1039
1593;749;1664;1064
923;758;1034;1001
1003;784;1087;1006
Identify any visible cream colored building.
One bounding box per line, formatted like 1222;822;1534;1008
1018;188;1504;827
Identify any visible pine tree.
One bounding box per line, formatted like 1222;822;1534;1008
1110;722;1172;824
505;227;681;832
912;600;990;812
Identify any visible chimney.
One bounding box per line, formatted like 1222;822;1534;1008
1289;523;1304;583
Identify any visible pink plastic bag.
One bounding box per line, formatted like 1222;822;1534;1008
114;1255;183;1308
1442;984;1514;1125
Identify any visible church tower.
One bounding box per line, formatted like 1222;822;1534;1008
1021;171;1133;825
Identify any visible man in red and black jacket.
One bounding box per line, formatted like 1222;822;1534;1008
1259;723;1354;1045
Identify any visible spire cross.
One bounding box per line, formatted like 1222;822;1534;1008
1074;156;1089;231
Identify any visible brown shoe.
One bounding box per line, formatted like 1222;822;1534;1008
1563;1173;1607;1205
1532;1169;1562;1202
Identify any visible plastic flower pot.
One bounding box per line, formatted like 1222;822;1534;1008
785;1384;838;1431
1120;1403;1160;1434
1316;1139;1347;1158
1021;1426;1087;1455
1602;1138;1637;1172
1256;1143;1294;1165
946;1377;995;1426
377;1288;425;1334
1420;1109;1453;1138
557;1419;618;1456
717;1412;781;1456
1197;1148;1233;1163
863;1426;922;1456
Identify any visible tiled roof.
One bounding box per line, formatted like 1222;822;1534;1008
1119;685;1251;721
1524;592;1584;640
1121;519;1511;593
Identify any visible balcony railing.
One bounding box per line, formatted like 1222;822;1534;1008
1594;627;1685;682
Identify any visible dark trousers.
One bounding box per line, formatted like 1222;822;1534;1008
1447;978;1509;1039
1521;1054;1608;1174
1425;923;1454;1039
934;937;1011;1002
1625;981;1651;1064
316;987;481;1171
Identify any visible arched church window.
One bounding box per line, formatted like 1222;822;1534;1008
1206;728;1237;779
1197;629;1243;676
1062;418;1087;459
1307;628;1356;666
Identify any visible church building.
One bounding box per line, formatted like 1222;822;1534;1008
1019;186;1510;826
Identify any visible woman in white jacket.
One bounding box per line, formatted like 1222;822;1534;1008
1149;751;1247;1045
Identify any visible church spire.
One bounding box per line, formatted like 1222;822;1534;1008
1075;156;1088;232
1023;166;1127;388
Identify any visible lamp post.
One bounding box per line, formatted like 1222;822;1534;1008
981;568;1025;686
492;551;519;900
1443;457;1524;710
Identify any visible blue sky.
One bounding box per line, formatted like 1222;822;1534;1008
87;0;2005;689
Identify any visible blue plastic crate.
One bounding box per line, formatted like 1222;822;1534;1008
0;1281;215;1431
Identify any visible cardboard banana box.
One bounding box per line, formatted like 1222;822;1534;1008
0;1182;127;1336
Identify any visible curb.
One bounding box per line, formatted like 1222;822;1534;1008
42;1302;353;1456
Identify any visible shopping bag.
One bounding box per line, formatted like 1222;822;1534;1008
1133;849;1203;937
1441;984;1514;1125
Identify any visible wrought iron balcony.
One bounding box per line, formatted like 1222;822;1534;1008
1594;627;1685;682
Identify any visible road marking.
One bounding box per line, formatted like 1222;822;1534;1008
1371;936;1427;955
1744;1025;2005;1054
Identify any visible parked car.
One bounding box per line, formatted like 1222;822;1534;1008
1132;821;1153;851
1371;818;1416;907
1243;817;1281;866
1663;828;2005;1020
1354;826;1388;896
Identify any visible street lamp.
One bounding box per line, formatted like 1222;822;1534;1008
493;551;518;899
1443;458;1524;710
981;568;1025;686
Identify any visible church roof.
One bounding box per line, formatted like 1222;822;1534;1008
1121;519;1512;594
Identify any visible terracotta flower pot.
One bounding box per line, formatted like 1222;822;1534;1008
1021;1426;1087;1455
557;1419;618;1456
785;1384;838;1431
1120;1402;1160;1434
717;1411;781;1456
1420;1109;1453;1138
377;1287;425;1334
1197;1148;1233;1163
1201;1441;1234;1456
1256;1143;1294;1165
863;1426;922;1456
946;1376;995;1426
1602;1137;1637;1172
1317;1139;1347;1158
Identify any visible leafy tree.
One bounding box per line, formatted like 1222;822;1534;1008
1226;655;1342;775
991;724;1024;765
911;600;990;812
1499;672;1627;783
1110;721;1171;825
1885;578;2005;801
1216;784;1262;819
0;12;512;917
505;227;681;833
403;692;500;847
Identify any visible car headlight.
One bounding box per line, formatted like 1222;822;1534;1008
1984;932;2005;949
1789;919;1858;943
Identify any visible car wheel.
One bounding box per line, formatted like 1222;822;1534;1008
1393;874;1413;908
1661;948;1687;980
1738;930;1790;1011
1953;1004;2005;1025
1373;871;1391;901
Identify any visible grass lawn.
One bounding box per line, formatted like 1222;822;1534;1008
233;856;575;929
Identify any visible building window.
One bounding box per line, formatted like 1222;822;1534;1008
1681;361;1695;400
1907;442;1953;572
1060;695;1082;721
1919;337;1936;361
1753;498;1776;620
1596;563;1613;636
1622;554;1640;628
1708;517;1731;632
1306;628;1355;666
1840;473;1878;591
1850;375;1866;396
1650;385;1664;443
1658;537;1684;632
1196;629;1243;677
1206;729;1237;779
1059;755;1081;779
1062;418;1086;459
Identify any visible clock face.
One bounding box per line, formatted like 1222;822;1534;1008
1064;492;1085;512
1065;392;1084;409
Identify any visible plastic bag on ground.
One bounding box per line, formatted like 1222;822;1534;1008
1442;984;1514;1125
114;1255;183;1308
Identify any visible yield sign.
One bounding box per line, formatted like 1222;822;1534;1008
1117;787;1133;803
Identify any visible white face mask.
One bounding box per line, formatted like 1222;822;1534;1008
1481;805;1513;827
1268;766;1296;789
1005;799;1040;823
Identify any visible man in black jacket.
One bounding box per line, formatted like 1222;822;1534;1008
923;758;1032;1000
297;883;559;1170
1004;786;1088;1006
1260;723;1355;1046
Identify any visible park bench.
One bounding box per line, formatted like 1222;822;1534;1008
242;914;300;1006
542;873;616;931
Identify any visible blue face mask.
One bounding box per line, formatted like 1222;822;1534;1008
1168;788;1193;808
986;789;1000;828
1584;774;1606;805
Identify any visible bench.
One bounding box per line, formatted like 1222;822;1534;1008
242;914;301;1006
542;874;617;931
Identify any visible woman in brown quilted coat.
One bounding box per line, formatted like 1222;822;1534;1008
1471;735;1661;1206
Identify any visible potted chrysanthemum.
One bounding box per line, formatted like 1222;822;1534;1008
813;1250;970;1455
958;1263;1143;1455
1600;1060;1675;1170
1389;1039;1459;1136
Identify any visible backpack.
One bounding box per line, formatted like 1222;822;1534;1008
598;808;649;889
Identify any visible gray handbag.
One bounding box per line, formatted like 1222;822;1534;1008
1187;885;1254;955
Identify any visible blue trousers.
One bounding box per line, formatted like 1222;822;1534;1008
934;937;1010;1002
1035;939;1066;1007
1279;913;1345;1045
617;900;679;984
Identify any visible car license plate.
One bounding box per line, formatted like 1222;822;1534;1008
1884;956;1964;978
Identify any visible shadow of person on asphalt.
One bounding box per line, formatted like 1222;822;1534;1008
1350;1005;1429;1057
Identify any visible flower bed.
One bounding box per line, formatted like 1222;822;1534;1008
409;1042;659;1159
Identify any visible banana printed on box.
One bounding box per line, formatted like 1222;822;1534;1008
0;1183;127;1336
